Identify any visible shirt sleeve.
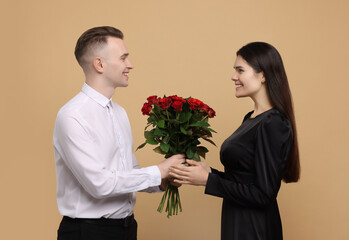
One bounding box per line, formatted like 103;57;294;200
205;113;292;208
54;114;162;199
131;153;162;193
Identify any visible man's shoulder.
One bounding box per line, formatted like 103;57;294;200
110;101;127;113
56;92;86;120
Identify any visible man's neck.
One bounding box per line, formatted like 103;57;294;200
85;79;115;99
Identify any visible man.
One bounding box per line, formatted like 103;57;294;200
53;26;184;240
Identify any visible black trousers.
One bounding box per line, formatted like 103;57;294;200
57;215;137;240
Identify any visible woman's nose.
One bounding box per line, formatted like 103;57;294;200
231;73;238;81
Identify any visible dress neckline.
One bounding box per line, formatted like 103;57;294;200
248;108;275;119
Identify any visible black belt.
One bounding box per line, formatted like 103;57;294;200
63;214;135;227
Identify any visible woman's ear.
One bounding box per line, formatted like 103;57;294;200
260;72;266;83
93;57;104;73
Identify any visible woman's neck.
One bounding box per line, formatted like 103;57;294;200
250;91;273;118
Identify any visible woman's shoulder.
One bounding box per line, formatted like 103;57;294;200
242;110;254;122
264;108;289;121
259;109;291;134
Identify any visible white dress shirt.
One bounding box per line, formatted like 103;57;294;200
53;83;161;219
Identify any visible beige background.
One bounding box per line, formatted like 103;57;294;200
1;0;348;239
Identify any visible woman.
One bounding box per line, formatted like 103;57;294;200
169;42;300;240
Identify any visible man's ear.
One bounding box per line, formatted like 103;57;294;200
93;57;104;73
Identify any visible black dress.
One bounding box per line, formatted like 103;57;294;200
205;109;292;240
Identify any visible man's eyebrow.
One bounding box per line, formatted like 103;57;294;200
120;53;129;58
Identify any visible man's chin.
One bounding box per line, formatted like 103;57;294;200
115;82;129;88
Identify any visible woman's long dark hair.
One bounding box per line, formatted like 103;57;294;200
237;42;300;183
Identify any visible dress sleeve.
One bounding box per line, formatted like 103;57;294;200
205;113;292;208
210;168;226;178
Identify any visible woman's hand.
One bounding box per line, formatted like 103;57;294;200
169;159;211;186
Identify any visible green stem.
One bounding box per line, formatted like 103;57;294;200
157;184;182;218
165;109;170;120
151;111;160;121
201;115;209;121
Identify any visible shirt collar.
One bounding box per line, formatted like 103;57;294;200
81;83;111;108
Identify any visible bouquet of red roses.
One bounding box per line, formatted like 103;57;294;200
137;95;216;217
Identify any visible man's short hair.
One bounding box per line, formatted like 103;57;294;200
74;26;124;67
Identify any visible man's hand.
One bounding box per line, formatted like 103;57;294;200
159;178;168;191
169;159;211;186
157;154;185;179
159;177;182;191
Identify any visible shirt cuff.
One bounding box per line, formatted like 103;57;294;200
145;165;162;187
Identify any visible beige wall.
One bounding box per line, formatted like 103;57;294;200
1;0;348;239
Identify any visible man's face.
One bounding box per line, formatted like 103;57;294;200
102;37;134;88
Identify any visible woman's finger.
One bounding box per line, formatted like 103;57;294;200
186;159;200;166
173;178;191;185
170;173;191;184
170;165;192;173
169;170;187;180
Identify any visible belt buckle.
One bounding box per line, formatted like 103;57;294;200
123;215;133;228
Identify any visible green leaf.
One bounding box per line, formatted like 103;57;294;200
180;126;187;135
163;135;170;144
153;146;166;155
180;112;192;123
200;128;212;137
168;119;182;124
192;152;201;162
160;142;170;153
189;121;210;127
197;146;208;159
186;147;195;159
144;130;155;139
197;151;206;159
146;138;158;145
154;128;166;136
136;142;147;151
165;152;174;159
197;146;209;153
208;128;217;133
145;122;153;130
202;137;216;146
153;104;162;116
150;114;157;122
158;120;165;128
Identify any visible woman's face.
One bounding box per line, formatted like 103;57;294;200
231;55;265;99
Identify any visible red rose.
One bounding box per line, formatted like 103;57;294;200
172;101;184;111
147;95;159;105
169;95;186;103
207;108;216;118
141;102;152;115
157;97;172;110
202;104;215;118
188;98;204;110
202;104;210;112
